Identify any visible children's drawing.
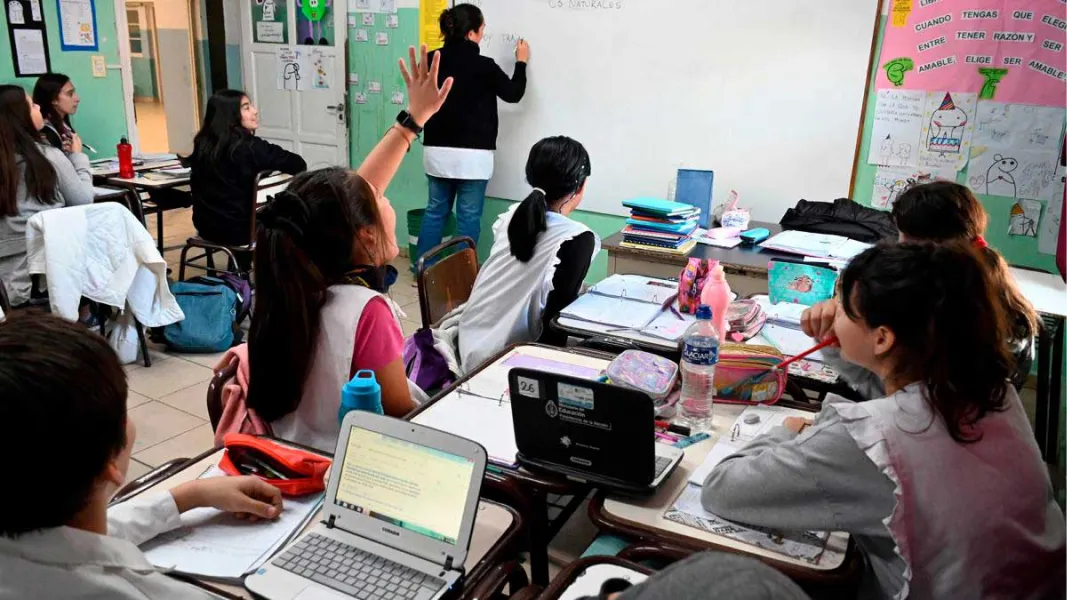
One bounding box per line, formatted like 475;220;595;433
868;89;923;168
983;154;1018;198
787;275;815;294
311;51;328;89
977;68;1008;100
259;0;276;21
879;135;895;164
973;102;1065;152
969;148;1060;201
297;0;332;45
927;93;967;155
872;166;956;210
918;91;976;171
1008;199;1041;237
897;144;912;166
1038;169;1064;255
882;57;914;87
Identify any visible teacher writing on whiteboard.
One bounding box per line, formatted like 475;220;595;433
415;3;529;264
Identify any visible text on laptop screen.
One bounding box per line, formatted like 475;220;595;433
334;426;474;545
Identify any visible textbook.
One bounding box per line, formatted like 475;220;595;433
623;197;701;217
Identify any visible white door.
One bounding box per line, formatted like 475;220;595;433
240;0;349;169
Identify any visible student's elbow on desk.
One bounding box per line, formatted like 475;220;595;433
699;462;756;520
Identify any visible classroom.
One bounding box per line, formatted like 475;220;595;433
1;0;1066;598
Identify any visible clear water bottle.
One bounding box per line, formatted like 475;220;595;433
679;304;719;432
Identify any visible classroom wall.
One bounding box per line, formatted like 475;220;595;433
131;29;159;99
222;0;241;89
0;0;128;153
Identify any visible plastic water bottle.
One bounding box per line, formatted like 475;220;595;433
679;304;719;432
339;370;383;424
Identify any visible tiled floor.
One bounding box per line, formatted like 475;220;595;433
127;208;423;480
134;100;170;154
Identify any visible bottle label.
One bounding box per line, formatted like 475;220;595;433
682;343;719;366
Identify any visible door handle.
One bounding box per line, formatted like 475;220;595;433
326;104;344;112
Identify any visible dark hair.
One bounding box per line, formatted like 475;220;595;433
187;89;251;166
440;4;484;44
0;85;58;217
508;136;591;262
892;181;1039;343
248;167;387;421
840;242;1013;443
32;73;73;130
0;314;128;537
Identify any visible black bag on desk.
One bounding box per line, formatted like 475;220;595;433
779;198;897;243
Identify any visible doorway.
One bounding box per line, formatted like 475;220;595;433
122;0;201;155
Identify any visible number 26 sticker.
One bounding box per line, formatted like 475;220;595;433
517;377;540;399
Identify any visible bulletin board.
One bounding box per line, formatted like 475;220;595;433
5;0;52;76
859;0;1066;261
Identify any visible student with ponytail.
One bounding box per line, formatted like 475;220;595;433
458;136;597;370
246;46;452;452
802;181;1039;396
415;3;530;264
704;242;1064;599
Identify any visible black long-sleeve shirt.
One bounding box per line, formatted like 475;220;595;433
189;135;306;245
539;231;597;347
424;40;527;151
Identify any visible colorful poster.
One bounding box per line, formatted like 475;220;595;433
872;165;957;209
868;89;925;167
253;0;287;44
297;0;334;46
876;0;1066;106
918;91;978;171
57;0;97;50
420;0;448;50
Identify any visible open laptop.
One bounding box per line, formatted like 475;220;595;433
508;368;684;494
246;411;487;600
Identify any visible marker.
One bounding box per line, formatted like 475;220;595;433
655;420;691;436
655;431;680;443
674;432;710;449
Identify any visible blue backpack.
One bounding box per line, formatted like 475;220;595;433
163;276;243;352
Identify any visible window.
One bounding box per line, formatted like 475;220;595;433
127;6;147;57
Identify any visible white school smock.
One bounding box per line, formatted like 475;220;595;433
458;205;600;371
826;384;1065;599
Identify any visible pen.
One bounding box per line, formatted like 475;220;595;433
655;420;691;436
674;432;711;449
82;143;97;154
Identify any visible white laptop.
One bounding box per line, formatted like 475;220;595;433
246;411;488;600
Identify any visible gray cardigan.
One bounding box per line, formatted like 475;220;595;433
0;145;93;303
701;403;904;600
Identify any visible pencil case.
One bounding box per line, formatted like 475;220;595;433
219;433;332;496
725;299;767;342
714;344;785;405
604;350;679;404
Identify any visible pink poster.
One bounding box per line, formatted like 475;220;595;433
877;0;1067;106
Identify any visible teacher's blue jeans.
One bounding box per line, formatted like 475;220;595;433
415;176;489;264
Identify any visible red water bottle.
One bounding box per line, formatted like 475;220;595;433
117;137;134;179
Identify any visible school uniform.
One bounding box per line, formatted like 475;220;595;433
702;384;1065;599
458;205;600;371
0;492;216;599
416;39;527;260
40;121;73;151
270;280;407;453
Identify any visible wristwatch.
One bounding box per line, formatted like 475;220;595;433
396;110;423;135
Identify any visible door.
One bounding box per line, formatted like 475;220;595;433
240;0;349;169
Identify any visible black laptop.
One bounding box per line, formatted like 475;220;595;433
508;368;684;494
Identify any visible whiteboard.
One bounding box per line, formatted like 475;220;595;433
474;0;880;220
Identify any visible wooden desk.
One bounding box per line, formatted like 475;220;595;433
604;222;796;297
104;171;192;254
90;158;182;178
409;344;615;587
1010;267;1067;462
112;445;526;600
588;402;859;592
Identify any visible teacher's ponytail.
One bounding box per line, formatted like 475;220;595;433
439;4;484;44
508;136;592;263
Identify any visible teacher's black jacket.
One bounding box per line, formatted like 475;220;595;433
424;39;527;151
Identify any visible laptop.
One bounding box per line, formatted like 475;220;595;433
508;368;684;494
246;411;487;600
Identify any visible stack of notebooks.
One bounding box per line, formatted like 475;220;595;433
620;198;700;255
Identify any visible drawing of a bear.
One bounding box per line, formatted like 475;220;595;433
984;154;1018;198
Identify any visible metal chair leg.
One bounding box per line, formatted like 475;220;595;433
135;318;152;368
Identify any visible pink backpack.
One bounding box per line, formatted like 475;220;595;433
212;344;272;447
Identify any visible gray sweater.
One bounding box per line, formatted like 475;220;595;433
0;145;93;304
701;404;904;600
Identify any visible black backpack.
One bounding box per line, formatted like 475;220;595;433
779;198;898;243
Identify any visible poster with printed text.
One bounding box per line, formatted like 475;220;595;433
877;0;1066;107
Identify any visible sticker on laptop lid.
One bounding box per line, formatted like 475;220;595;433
516;376;540;399
558;383;594;410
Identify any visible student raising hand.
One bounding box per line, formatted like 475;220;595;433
398;45;454;127
170;475;283;522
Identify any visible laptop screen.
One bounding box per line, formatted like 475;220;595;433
333;426;475;545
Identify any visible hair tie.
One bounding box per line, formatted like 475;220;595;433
260;190;310;239
532;187;547;196
973;236;988;249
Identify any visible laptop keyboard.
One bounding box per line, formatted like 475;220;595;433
272;533;446;600
654;456;672;478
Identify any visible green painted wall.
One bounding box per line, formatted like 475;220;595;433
0;0;128;153
351;11;1059;282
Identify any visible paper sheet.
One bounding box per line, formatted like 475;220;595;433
968;147;1061;201
310;50;329;89
918;91;977;171
868;89;925;167
752;296;805;327
973;102;1065;152
141;467;324;579
760;323;824;361
276;48;310;91
13;29;48;75
664;484;832;563
590;274;677;305
1008;199;1043;237
58;0;96;48
560;294;664;330
871;166;957;209
687;405;814;486
1038;167;1065;254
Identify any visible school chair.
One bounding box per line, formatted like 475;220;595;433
0;277;9;315
178;170;281;282
206;355;240;433
109;457;192;506
416;236;478;329
510;555;653;600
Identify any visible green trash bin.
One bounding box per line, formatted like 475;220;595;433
407;208;457;264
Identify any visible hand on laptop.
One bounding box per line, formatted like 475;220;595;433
171;476;284;522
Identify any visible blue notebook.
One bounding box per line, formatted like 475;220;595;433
623;197;700;217
675;169;714;229
625;218;698;235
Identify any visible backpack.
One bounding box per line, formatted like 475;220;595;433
217;272;253;325
779;198;897;243
403;328;454;395
163;276;243;352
